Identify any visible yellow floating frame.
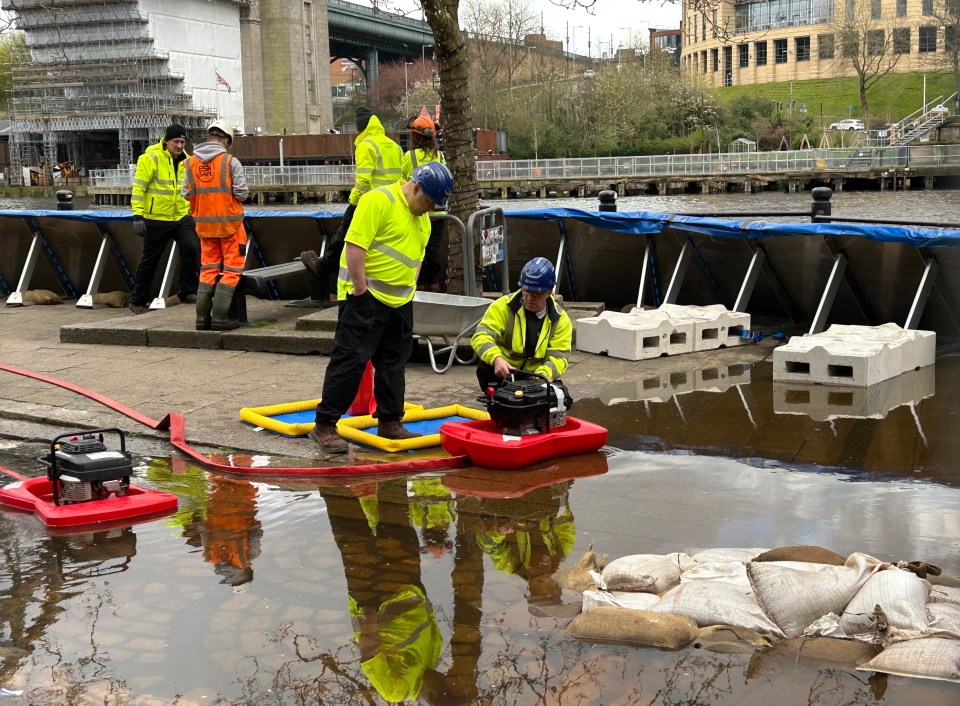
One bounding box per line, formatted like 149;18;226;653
240;399;423;438
337;404;490;453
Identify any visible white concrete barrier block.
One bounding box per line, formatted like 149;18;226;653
576;309;694;361
773;323;935;386
658;304;752;351
599;364;752;405
772;364;935;421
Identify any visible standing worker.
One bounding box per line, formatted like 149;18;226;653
182;120;249;331
401;108;447;292
129;123;200;314
471;257;574;404
300;106;402;299
308;162;454;454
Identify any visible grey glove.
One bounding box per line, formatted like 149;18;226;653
132;218;147;237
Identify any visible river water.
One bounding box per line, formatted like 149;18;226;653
3;188;960;221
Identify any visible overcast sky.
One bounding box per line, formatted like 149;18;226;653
385;1;683;58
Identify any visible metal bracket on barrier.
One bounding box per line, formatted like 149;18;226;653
636;235;653;308
77;224;113;308
149;242;178;310
810;251;847;334
734;245;765;313
905;250;938;330
6;228;41;307
663;239;692;305
823;235;877;327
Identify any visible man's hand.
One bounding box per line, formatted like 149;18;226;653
132;217;146;237
493;357;511;379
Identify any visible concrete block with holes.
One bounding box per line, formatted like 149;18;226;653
575;309;694;360
657;304;751;351
772;364;935;421
772;323;935;387
599;364;752;405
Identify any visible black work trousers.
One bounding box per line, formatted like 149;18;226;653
315;291;413;424
417;217;445;290
132;215;200;306
317;203;357;277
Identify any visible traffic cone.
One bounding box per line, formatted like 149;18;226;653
348;361;376;416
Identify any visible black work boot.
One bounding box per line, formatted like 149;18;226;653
308;421;348;453
210;284;240;331
195;283;214;330
378;419;421;440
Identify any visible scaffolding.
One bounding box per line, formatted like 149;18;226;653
2;0;220;184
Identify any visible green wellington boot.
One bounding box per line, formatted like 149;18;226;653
210;284;240;331
195;283;214;331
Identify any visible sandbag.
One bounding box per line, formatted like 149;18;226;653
690;548;768;564
582;589;660;613
566;606;699;649
753;545;846;566
554;545;606;593
22;289;63;305
928;573;960;588
857;637;960;683
601;553;696;594
653;580;784;636
840;568;930;638
747;553;886;638
164;294;181;307
680;561;750;588
927;603;960;639
748;637;882;678
929;585;960;606
694;625;773;654
92;291;130;308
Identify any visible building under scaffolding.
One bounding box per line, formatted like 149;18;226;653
2;0;248;185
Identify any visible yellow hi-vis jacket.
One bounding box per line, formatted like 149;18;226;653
338;181;430;307
348;585;441;703
131;140;190;221
349;116;403;206
471;290;572;382
401;148;446;215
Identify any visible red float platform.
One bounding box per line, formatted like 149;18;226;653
439;417;608;470
0;476;178;528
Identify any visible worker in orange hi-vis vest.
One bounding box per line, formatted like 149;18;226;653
183;119;249;331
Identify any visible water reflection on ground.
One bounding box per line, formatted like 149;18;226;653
1;362;959;702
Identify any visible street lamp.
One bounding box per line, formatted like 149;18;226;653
403;61;413;118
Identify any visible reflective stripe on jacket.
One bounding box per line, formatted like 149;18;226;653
337;182;430;307
131;140;190;221
185;152;245;238
349;115;403;206
471;290;572;381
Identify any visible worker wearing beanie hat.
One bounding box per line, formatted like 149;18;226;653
300;106;402;300
128;123;200;314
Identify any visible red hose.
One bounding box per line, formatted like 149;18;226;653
0;364;468;478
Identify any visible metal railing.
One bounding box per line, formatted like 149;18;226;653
88;144;960;190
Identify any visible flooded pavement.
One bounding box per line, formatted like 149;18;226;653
1;356;960;704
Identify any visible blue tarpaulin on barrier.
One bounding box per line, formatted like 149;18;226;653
2;207;960;247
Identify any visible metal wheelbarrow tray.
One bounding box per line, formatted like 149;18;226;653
412;292;491;373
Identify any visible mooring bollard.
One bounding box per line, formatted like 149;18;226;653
56;189;74;211
598;190;617;212
810;186;832;219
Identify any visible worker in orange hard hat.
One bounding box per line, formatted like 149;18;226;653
401;107;448;292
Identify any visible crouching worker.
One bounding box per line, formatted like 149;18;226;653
471;257;574;407
308;162;455;454
183;119;249;331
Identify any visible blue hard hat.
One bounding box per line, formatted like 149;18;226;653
411;162;453;209
519;257;556;292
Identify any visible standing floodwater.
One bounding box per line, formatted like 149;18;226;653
0;353;958;703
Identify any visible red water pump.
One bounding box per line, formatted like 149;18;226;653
38;428;133;506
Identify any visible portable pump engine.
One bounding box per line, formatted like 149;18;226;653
39;428;133;506
479;370;568;437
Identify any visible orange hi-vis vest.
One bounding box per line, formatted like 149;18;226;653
186;153;244;238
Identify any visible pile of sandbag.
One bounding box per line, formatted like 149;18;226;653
562;545;960;683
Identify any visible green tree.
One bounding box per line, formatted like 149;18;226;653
0;31;26;117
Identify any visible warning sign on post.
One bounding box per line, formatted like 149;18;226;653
481;225;505;267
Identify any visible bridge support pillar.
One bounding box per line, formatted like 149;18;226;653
658;181;668;195
743;179;753;193
832;177;844;192
538;186;547;198
925;176;934;190
880;176;889;191
616;182;625;196
787;179;799;193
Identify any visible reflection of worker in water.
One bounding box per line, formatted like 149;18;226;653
474;483;576;606
320;481;442;702
198;476;263;586
408;477;456;557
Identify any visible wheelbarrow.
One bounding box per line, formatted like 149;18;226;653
412;291;492;374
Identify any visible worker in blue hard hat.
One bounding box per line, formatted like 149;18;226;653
309;161;455;453
470;257;574;405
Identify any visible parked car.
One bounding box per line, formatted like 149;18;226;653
829;118;865;131
928;104;951;119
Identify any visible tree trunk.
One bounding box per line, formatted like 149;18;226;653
421;0;481;295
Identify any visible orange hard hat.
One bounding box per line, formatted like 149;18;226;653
411;107;436;137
